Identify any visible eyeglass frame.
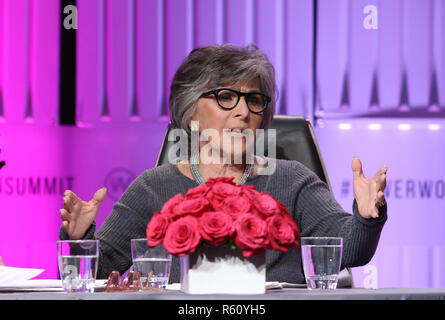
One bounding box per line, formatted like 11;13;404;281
199;88;271;114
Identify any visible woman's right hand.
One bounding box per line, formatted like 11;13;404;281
60;187;107;240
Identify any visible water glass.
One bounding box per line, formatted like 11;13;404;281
57;240;99;293
131;239;172;289
301;237;343;290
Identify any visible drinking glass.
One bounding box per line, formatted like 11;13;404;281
301;237;343;290
131;239;172;289
57;240;99;293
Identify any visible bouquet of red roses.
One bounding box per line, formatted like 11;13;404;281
146;177;300;257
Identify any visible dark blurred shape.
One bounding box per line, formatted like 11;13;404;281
428;69;439;112
398;69;410;112
369;70;380;111
59;0;76;125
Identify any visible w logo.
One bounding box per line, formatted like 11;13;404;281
104;168;136;200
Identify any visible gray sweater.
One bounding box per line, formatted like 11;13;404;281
60;159;387;283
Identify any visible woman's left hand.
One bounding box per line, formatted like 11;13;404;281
352;157;387;219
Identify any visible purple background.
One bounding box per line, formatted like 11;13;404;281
0;0;444;287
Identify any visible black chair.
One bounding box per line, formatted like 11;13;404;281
155;115;353;287
265;115;331;188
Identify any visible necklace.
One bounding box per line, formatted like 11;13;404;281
189;151;254;185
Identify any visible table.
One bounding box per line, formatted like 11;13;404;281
2;288;443;319
1;287;445;300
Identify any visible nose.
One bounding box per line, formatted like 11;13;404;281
233;96;250;120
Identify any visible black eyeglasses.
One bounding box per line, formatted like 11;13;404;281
200;88;271;114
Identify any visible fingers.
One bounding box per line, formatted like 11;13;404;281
374;166;387;192
90;187;107;206
373;190;386;215
60;208;70;233
375;190;385;202
63;190;81;212
60;208;70;220
351;157;364;179
374;166;387;178
61;220;70;234
63;190;71;210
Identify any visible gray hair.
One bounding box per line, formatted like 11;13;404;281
169;44;277;134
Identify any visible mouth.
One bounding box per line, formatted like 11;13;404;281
224;128;246;136
223;128;248;137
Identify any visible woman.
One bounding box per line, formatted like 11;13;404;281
59;44;387;284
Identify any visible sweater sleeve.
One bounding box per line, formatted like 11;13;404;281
295;167;387;269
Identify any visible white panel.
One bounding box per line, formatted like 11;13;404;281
225;0;254;45
404;0;431;108
378;0;403;110
137;0;164;120
316;0;347;113
284;0;313;118
352;245;402;289
376;246;403;288
31;0;59;126
401;246;430;287
434;0;445;108
195;0;224;47
256;0;285;114
431;247;445;288
107;0;132;122
2;0;28;123
76;0;102;126
315;119;445;288
164;0;194;116
348;0;377;112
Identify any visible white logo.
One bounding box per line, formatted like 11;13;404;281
363;5;378;30
63;5;78;30
63;265;78;280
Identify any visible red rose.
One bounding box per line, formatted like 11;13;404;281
266;214;300;252
153;178;298;257
198;211;233;246
185;184;210;199
221;195;251;220
252;193;281;218
146;212;169;247
207;180;241;210
282;212;300;242
240;184;261;201
163;216;201;256
160;193;184;216
172;197;210;219
232;213;268;257
206;177;236;186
